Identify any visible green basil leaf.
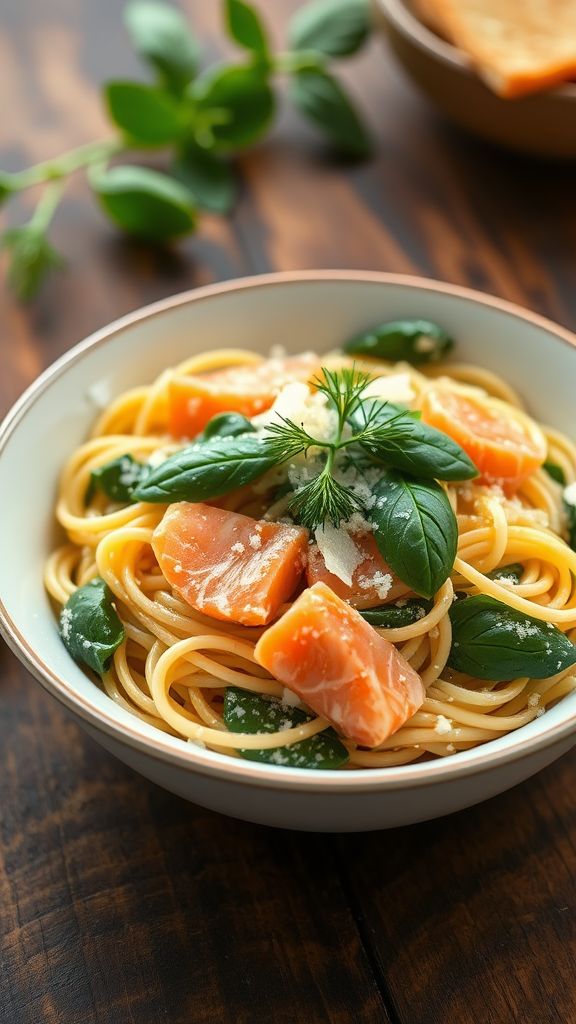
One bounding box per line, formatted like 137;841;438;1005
223;687;349;769
289;67;372;158
201;412;256;440
344;319;454;364
87;454;150;506
543;461;566;486
60;577;124;677
352;400;478;481
360;598;432;628
487;563;524;584
191;65;275;150
225;0;270;58
133;435;276;503
125;1;199;94
105;81;187;145
172;145;236;214
370;469;457;599
448;594;576;681
92;165;197;241
289;0;370;56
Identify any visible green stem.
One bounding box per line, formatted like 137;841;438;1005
9;138;124;190
28;179;67;233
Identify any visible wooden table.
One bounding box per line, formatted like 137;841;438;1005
2;2;576;1022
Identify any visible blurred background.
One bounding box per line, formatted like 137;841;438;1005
1;0;575;417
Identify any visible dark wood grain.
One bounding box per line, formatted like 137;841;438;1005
2;2;576;1023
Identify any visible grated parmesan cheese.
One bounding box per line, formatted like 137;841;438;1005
564;482;576;507
435;715;453;735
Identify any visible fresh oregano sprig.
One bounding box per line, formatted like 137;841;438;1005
0;0;373;299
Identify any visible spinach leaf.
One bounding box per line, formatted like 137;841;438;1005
289;0;370;57
86;454;150;505
201;411;256;440
448;594;576;681
104;81;186;145
370;469;457;599
133;435;276;503
289;67;372;157
487;563;524;584
124;1;199;95
344;319;454;364
360;598;432;628
223;687;349;769
543;461;566;486
351;400;478;481
60;578;124;677
225;0;270;58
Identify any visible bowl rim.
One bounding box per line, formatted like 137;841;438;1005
376;0;576;100
2;268;576;794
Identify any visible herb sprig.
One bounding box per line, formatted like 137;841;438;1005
1;0;373;299
261;366;477;531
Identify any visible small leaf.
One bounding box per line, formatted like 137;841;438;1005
344;319;454;364
201;412;256;440
60;577;124;677
172;145;236;214
133;435;276;503
1;227;64;300
87;454;150;506
290;66;371;157
370;469;457;599
225;0;270;58
543;461;566;486
191;64;275;150
448;594;576;682
289;0;370;56
125;1;199;93
487;563;524;584
91;164;197;241
105;81;187;145
360;598;432;628
223;687;349;769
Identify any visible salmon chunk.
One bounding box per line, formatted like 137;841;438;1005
168;353;319;438
306;531;407;608
254;582;425;747
152;503;308;626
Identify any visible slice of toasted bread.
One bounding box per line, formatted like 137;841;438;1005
430;0;576;97
410;0;451;38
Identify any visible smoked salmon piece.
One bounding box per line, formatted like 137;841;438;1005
307;531;408;609
254;582;425;747
168;353;319;438
420;385;546;492
152;503;308;627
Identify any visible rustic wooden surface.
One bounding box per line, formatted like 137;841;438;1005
1;2;576;1022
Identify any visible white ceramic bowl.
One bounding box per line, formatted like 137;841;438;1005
2;271;576;832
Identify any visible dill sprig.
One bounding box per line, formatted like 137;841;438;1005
263;415;326;463
260;365;422;530
288;463;362;530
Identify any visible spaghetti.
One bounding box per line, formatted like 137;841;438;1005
45;341;576;769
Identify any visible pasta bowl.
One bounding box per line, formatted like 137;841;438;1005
1;270;576;832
